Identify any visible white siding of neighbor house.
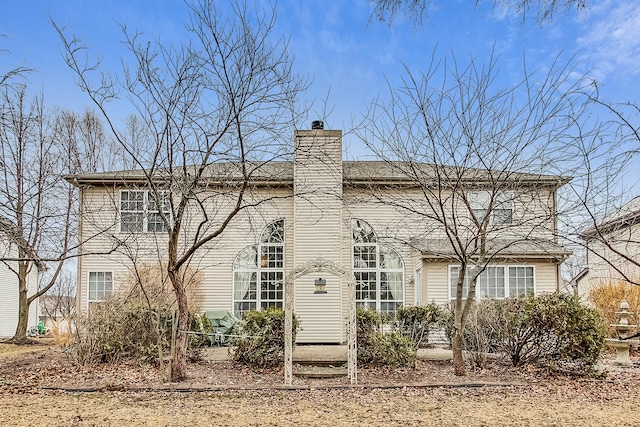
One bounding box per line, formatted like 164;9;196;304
580;224;640;297
0;240;39;338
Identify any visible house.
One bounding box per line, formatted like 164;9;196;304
0;236;41;338
38;294;75;334
578;196;640;295
67;124;570;343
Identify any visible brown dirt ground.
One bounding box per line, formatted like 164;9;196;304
0;345;639;426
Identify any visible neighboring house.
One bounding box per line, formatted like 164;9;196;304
578;196;640;296
0;237;41;338
38;294;75;333
67;124;570;343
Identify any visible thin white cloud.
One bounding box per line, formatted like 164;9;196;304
577;0;640;81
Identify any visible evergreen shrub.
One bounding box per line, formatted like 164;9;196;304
231;308;298;368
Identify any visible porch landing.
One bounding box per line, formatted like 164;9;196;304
203;345;453;363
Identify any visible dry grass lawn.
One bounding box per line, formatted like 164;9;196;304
0;342;50;358
0;344;638;426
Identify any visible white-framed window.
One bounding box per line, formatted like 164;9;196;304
508;266;535;297
120;190;171;233
233;220;285;318
88;271;113;302
352;219;404;314
468;191;513;226
449;264;535;301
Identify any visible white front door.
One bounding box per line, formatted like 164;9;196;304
294;275;342;343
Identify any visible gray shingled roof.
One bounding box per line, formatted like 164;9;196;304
582;195;640;238
65;160;570;188
415;238;571;261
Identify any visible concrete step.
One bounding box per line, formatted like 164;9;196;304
293;345;347;364
293;366;348;378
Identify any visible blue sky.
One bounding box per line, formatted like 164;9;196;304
2;0;639;167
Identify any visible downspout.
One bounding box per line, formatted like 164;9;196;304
553;186;560;292
76;182;84;315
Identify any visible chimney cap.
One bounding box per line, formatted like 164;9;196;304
311;120;324;130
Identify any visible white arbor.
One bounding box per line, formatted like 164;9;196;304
284;257;357;385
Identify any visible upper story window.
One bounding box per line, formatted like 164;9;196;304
120;190;170;233
233;220;285;319
352;219;404;314
468;191;513;226
449;265;534;301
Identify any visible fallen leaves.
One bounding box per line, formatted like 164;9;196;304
0;346;639;426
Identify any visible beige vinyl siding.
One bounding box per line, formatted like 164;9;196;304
344;186;558;245
534;262;559;293
583;225;640;296
77;183;296;314
423;263;450;305
195;193;294;315
293;130;343;343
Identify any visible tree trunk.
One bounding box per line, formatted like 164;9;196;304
452;301;466;376
168;268;189;382
452;327;466;376
11;263;30;343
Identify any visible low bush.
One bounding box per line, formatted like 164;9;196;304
461;299;504;369
68;302;174;367
369;332;416;367
395;304;450;350
356;308;384;365
69;304;215;367
525;293;606;370
67;264;209;367
356;308;416;367
461;294;606;374
231;308;298;368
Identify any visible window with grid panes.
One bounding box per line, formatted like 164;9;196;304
88;271;113;302
352;219;404;314
232;220;284;318
468;191;513;226
120;190;170;233
120;191;145;232
508;266;535;297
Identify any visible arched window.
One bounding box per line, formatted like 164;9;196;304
233;219;285;318
352;219;404;314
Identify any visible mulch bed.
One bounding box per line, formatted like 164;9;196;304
1;346;638;403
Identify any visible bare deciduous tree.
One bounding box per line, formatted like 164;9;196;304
56;0;307;381
0;35;33;88
557;97;640;289
356;52;618;375
0;86;76;342
371;0;587;26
